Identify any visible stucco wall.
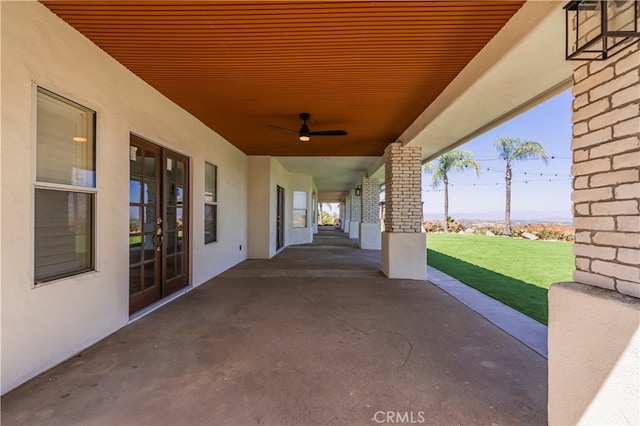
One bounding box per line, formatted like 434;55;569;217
1;2;248;394
549;283;640;425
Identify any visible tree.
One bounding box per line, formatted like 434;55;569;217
320;210;338;226
494;136;548;235
424;149;480;232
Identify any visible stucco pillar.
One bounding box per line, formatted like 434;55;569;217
381;142;426;279
359;176;381;249
549;41;639;425
349;187;361;239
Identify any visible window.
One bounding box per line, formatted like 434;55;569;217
35;87;96;284
204;162;217;244
293;191;307;228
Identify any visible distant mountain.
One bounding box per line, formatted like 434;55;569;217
423;210;572;223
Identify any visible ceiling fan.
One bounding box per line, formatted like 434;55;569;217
267;113;347;144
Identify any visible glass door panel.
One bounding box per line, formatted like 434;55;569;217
129;136;162;314
163;153;189;295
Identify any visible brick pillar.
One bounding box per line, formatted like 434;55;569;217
343;194;351;233
349;186;361;238
381;142;426;279
549;41;639;425
359;177;381;249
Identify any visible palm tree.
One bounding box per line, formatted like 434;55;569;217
494;136;548;235
424;149;480;232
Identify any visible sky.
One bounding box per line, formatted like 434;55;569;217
321;89;574;222
421;89;574;221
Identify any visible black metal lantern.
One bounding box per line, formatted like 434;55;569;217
355;185;362;197
565;0;640;60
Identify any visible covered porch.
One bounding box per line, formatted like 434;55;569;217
1;228;546;425
2;1;638;423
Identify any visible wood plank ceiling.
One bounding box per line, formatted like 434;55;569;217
41;1;525;157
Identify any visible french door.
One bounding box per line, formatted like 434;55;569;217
129;135;189;314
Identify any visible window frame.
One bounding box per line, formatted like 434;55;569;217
204;161;218;244
33;86;98;286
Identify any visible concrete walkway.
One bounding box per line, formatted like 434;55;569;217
1;228;547;425
427;266;548;358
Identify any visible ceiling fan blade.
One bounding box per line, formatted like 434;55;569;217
266;124;299;135
308;130;348;136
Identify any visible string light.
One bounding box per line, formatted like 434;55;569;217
421;177;572;193
478;167;570;177
469;155;571;161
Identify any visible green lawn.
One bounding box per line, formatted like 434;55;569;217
426;233;574;325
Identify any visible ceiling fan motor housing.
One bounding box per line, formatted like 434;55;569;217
299;112;311;122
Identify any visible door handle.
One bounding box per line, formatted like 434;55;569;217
153;217;163;251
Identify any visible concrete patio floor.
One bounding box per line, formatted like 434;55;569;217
1;228;547;425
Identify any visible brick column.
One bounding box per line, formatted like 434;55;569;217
343;194;351;233
349;186;361;238
381;142;426;279
549;41;639;425
359;176;381;249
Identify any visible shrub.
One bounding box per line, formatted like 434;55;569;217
423;217;467;233
425;220;574;241
423;221;443;232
